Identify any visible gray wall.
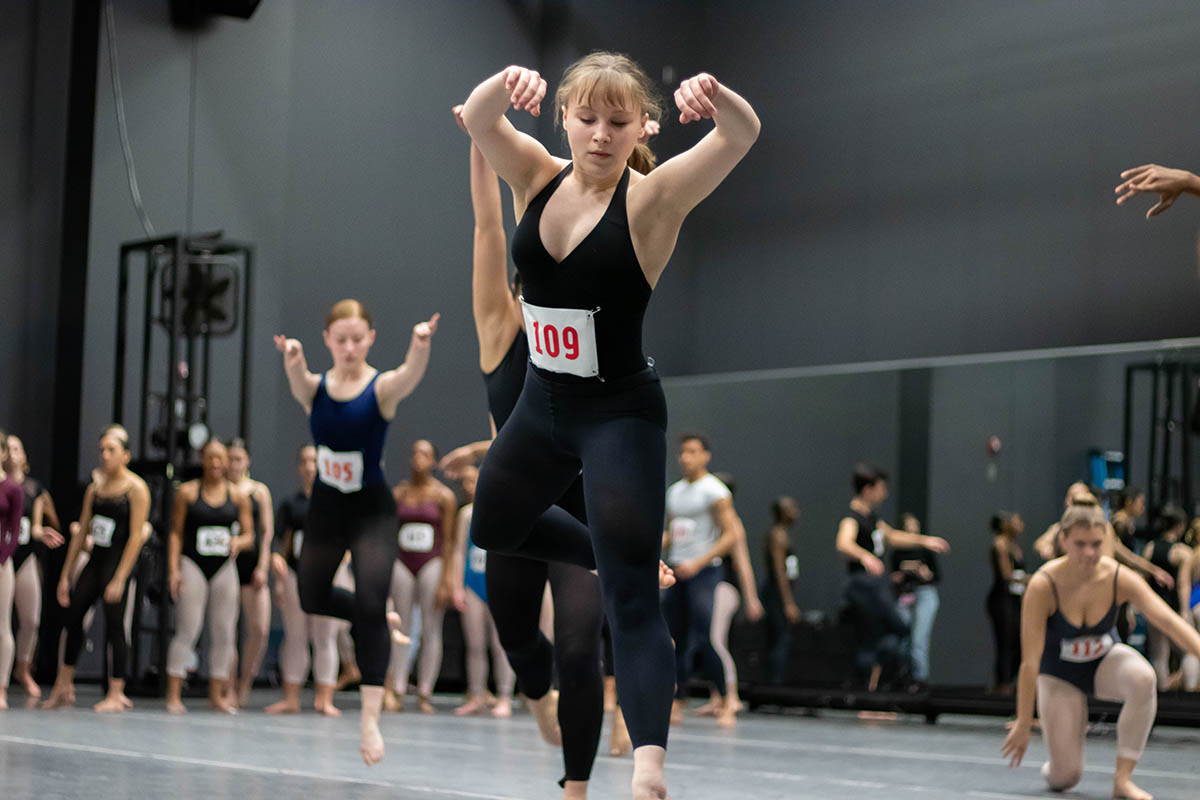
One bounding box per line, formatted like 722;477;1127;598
1;0;71;477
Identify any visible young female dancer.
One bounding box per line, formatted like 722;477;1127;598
1002;497;1200;800
987;511;1027;694
387;439;457;714
267;444;342;715
0;431;24;709
43;428;150;712
1141;505;1193;686
275;299;437;764
450;465;516;717
225;438;274;707
3;433;65;700
462;52;759;799
762;496;801;686
165;438;255;714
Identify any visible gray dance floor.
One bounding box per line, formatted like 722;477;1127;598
2;687;1198;799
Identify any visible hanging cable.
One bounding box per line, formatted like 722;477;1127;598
104;0;156;237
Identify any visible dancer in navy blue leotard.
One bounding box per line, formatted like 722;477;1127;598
462;52;760;799
275;300;437;765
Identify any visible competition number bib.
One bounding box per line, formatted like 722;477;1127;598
670;518;696;545
1060;632;1114;664
91;515;116;548
399;522;435;553
785;554;801;581
197;526;232;557
317;446;364;494
871;528;885;558
468;545;487;574
19;517;31;546
521;299;600;379
1008;569;1027;597
293;530;304;560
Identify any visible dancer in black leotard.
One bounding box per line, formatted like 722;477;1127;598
462;52;759;800
987;511;1027;694
275;299;437;765
42;428;151;713
226;438;274;708
442;106;613;795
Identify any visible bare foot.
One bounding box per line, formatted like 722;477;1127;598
17;671;41;699
209;697;238;715
716;705;737;728
670;700;685;727
417;694;436;715
490;698;512;718
315;700;342;717
265;699;301;715
386;612;411;645
41;685;75;710
334;665;362;691
692;698;721;717
1113;776;1153;800
94;693;130;713
360;718;384;766
659;561;675;589
166;699;188;715
527;690;562;746
609;709;632;757
0;692;8;710
237;683;253;709
383;689;404;713
632;769;668;800
456;698;487;716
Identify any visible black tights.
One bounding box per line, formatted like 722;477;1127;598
987;589;1021;686
487;553;604;783
471;366;674;750
63;554;129;679
298;484;396;687
662;565;726;698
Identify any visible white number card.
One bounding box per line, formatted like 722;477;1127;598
19;517;31;546
90;515;117;548
670;518;696;543
1060;633;1114;663
292;530;304;560
468;544;487;574
521;299;600;378
398;522;435;553
197;526;232;557
317;446;364;494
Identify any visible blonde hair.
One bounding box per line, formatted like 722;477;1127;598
555;51;663;173
325;299;372;330
1059;495;1105;537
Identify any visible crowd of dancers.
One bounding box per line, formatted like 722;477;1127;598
2;51;1200;800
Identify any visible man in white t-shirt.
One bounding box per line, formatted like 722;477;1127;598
662;433;745;724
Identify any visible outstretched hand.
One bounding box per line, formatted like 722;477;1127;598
675;73;720;124
1115;164;1196;218
273;334;304;366
452;104;467;133
1001;719;1030;768
503;66;547;117
413;313;440;344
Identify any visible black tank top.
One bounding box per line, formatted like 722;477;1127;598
278;490;310;569
846;508;881;574
483;332;530;429
990;541;1026;595
183;484;239;579
511;164;652;381
1149;539;1178;609
90;491;132;564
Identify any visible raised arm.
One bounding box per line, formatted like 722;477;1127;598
1003;572;1052;768
1121;567;1200;659
1114;164;1200;218
375;313;440;417
104;479;151;604
1115;527;1172;589
836;516;883;576
273;335;320;413
1033;524;1059;561
461;67;562;207
629;74;760;281
438;438;493;479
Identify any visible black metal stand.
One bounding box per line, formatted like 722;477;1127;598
112;233;254;694
1123;359;1198;515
